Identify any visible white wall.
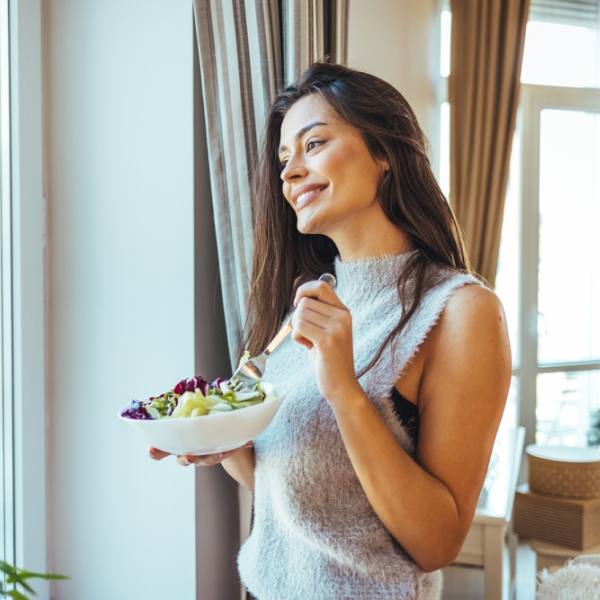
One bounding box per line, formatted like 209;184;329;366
347;0;442;171
45;1;199;598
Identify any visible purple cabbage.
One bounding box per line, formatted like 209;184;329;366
173;375;210;396
122;375;219;420
121;399;152;420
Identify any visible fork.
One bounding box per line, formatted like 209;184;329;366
232;273;337;385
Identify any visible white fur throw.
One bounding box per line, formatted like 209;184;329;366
537;557;600;600
238;253;481;600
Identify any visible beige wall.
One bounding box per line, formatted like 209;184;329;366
347;0;443;173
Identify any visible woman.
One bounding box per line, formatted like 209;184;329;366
151;62;511;599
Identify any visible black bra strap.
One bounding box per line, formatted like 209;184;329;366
390;388;419;444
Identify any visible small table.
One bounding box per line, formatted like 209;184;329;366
453;426;525;600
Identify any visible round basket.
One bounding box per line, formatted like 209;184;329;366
527;445;600;499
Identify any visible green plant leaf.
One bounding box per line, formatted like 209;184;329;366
1;563;34;593
19;572;68;581
4;576;34;594
0;560;68;598
0;562;19;578
5;590;30;600
4;573;35;594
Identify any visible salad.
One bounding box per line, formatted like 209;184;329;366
121;356;272;420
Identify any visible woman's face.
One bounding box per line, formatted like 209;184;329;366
278;94;388;240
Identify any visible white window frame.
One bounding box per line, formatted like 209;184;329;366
1;0;46;593
0;0;15;567
518;83;600;448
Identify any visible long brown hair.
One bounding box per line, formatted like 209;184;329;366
240;62;471;373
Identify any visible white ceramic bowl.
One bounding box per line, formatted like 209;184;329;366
119;382;285;455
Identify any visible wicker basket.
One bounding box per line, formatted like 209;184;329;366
527;445;600;499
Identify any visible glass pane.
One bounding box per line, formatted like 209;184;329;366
499;376;519;435
536;370;600;447
538;109;600;364
494;120;521;367
521;21;600;88
439;102;450;197
440;9;451;78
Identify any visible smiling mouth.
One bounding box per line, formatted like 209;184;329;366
295;186;328;209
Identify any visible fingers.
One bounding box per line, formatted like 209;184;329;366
294;280;344;309
293;299;335;328
152;440;254;467
148;447;170;460
292;294;351;350
177;452;233;467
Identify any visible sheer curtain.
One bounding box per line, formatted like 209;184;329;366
192;0;348;368
449;0;530;285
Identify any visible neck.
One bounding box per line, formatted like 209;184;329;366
329;211;413;262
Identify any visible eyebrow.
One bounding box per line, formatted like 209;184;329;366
278;121;329;155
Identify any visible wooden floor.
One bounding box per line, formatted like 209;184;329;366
442;541;537;600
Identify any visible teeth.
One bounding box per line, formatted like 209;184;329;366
296;188;323;204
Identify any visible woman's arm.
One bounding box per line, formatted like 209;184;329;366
292;281;511;572
221;447;256;492
149;444;256;492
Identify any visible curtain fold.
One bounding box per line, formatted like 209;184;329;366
193;0;281;368
449;0;530;285
282;0;348;85
193;0;348;368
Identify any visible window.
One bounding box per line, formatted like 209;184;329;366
515;85;600;448
440;0;600;446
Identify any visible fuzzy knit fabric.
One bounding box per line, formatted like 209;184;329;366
238;252;482;600
536;557;600;600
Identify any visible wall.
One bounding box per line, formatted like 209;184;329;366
45;1;199;598
346;0;442;171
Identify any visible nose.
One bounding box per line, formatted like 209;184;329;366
280;153;308;184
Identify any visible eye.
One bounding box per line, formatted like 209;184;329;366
277;157;288;172
306;139;322;152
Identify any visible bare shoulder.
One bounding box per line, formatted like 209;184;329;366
442;282;505;322
426;283;508;352
420;281;511;410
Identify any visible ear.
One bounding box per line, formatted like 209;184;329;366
378;157;390;173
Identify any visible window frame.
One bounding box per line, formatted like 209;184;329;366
1;0;46;592
0;0;15;568
518;83;600;448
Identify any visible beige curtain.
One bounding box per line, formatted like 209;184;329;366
449;0;530;286
193;0;282;369
193;0;348;369
283;0;348;85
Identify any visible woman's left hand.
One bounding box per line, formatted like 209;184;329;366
292;280;362;404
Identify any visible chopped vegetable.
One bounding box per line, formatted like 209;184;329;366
121;370;273;420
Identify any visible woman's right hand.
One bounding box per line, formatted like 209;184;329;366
148;441;254;467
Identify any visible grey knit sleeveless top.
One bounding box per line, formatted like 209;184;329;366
238;252;481;600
